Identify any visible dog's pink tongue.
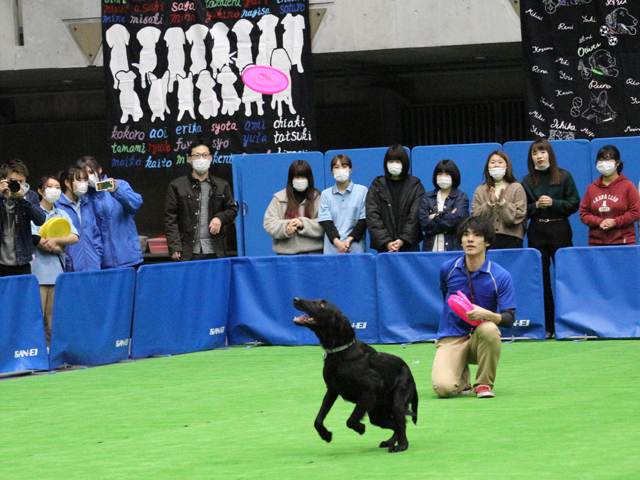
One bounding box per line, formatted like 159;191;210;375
294;315;309;324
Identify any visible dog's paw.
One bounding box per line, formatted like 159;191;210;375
319;430;332;443
347;421;366;435
388;442;408;453
379;440;393;448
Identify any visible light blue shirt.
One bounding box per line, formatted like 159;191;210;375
318;181;368;254
30;205;79;285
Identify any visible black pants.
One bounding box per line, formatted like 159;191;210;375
0;263;31;277
528;219;573;335
492;234;523;250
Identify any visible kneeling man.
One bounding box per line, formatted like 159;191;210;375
432;217;516;399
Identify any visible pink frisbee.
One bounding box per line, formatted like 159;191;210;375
447;291;483;326
241;65;289;95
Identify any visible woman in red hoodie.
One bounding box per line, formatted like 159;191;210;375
580;145;640;246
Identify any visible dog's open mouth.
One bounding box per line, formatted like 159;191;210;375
293;315;315;326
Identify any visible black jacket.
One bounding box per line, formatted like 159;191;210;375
366;175;425;252
164;172;238;260
419;188;469;251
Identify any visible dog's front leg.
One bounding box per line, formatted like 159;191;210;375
315;389;338;443
346;389;376;435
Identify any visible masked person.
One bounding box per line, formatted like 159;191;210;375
165;140;238;261
0;158;46;276
56;166;103;271
318;154;368;254
471;151;526;249
77;156;143;269
30;176;79;346
580;145;640;246
264;159;323;255
366;144;425;253
420;159;469;251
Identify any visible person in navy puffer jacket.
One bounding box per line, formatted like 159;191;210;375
77;156;143;269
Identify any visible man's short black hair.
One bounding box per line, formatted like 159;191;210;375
0;158;29;179
188;140;212;156
456;216;495;247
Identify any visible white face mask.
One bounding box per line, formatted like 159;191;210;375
292;179;309;192
88;173;100;188
192;158;212;175
436;175;452;190
534;163;550;171
489;167;506;181
387;163;403;177
43;188;61;204
597;160;617;177
74;182;88;196
333;169;350;183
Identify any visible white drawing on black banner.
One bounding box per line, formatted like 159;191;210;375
211;22;233;73
186;24;209;75
218;65;242;116
106;25;131;88
233;19;255;72
133;27;161;89
582;91;617;124
147;71;170;122
257;14;279;66
241;65;265;116
195;69;221;120
578;50;619;80
282;14;305;74
600;8;638;46
115;70;143;123
543;0;592;15
176;72;195;121
165;27;186;93
548;130;576;140
570;97;583;117
270;49;295;117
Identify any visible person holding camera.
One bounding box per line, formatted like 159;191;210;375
164;140;238;261
0;158;46;276
77;156;143;269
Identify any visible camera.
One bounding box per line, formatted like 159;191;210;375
7;179;21;193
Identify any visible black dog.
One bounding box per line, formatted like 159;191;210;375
293;297;418;453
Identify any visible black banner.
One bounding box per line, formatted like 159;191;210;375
101;0;316;179
522;0;640;140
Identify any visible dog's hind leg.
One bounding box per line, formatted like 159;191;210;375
315;389;338;443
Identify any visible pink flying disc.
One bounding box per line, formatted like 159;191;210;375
242;65;289;95
447;291;482;326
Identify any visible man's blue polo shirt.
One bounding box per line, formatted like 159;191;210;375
318;181;368;254
437;255;516;338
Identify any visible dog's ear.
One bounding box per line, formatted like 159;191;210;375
332;311;355;343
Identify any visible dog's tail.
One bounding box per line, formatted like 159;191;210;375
409;381;418;425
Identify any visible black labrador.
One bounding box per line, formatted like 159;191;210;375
293;297;418;453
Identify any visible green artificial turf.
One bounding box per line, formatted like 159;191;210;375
1;340;639;479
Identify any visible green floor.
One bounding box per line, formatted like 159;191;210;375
1;340;639;479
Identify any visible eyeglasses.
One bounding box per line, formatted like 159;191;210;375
189;153;212;159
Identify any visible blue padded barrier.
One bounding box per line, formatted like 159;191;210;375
232;155;245;256
503;140;591;247
131;260;231;357
411;143;503;204
227;254;378;345
555;246;640;339
231;152;325;257
0;275;48;374
376;250;545;344
49;269;136;369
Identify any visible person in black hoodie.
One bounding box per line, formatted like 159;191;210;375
366;145;425;252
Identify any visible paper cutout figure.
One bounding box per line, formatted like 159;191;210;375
115;70;143;123
176;72;195;121
282;14;305;73
147;71;170;122
217;65;241;116
232;19;255;72
210;22;232;73
164;27;187;93
186;24;210;75
106;24;131;88
241;65;265;116
133;26;161;89
195;69;221;120
270;49;296;117
256;14;279;66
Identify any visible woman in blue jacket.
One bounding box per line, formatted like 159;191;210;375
56;166;103;271
77;156;143;269
419;159;469;251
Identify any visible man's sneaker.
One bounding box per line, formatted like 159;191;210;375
474;385;495;398
459;386;473;395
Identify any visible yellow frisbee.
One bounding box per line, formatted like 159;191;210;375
38;217;71;239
